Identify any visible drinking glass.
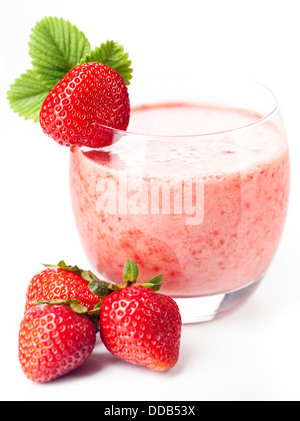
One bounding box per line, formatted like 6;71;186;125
69;73;290;323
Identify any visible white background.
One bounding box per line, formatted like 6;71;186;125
1;0;299;402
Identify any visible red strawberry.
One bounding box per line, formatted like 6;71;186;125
24;261;102;314
18;303;96;383
39;62;130;148
100;284;182;372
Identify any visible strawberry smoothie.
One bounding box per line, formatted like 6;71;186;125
69;103;289;298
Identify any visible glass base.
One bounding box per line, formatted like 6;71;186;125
173;277;263;324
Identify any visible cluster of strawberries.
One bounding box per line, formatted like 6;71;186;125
18;260;182;382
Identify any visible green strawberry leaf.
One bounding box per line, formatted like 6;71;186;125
57;260;80;272
123;259;139;284
43;261;81;273
7;69;50;122
34;298;88;314
29;16;91;89
142;274;163;292
7;17;133;122
80;40;133;85
69;300;89;314
44;260;103;285
88;280;112;297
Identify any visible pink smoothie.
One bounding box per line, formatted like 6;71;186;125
70;104;289;297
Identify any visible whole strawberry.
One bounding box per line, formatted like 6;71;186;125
24;261;102;314
18;302;96;383
39;62;130;148
98;260;182;372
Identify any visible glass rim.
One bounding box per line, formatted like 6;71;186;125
80;74;280;147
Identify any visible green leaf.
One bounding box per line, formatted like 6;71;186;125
69;301;88;314
44;261;101;282
7;69;50;122
88;280;112;297
56;260;80;273
34;298;89;314
142;274;163;292
29;16;91;88
80;40;133;85
34;299;68;305
79;270;101;283
43;260;80;273
123;260;139;284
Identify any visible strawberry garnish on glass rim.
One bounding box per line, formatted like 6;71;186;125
7;16;133;148
39;62;130;148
